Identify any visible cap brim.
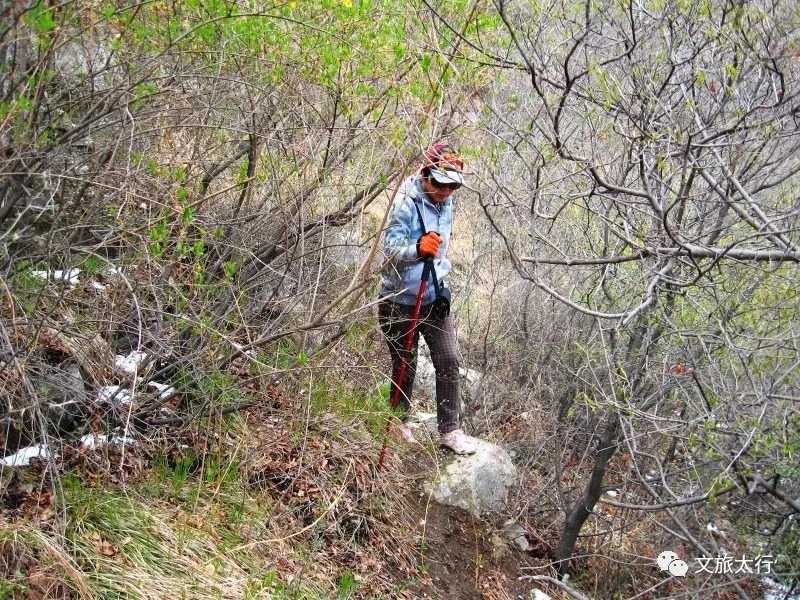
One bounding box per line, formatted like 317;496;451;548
430;167;464;185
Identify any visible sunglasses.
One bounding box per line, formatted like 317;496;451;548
430;178;462;191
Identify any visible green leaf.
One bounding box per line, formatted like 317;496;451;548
421;54;432;73
36;10;58;32
223;261;238;280
182;206;196;224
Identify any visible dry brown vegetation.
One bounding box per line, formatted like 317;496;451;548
1;0;799;598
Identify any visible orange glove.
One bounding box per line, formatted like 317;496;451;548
417;232;443;259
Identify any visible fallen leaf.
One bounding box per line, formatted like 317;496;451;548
89;533;118;557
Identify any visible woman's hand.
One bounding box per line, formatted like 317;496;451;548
417;232;443;259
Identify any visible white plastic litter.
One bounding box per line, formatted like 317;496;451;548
115;351;149;374
1;444;51;467
97;385;133;405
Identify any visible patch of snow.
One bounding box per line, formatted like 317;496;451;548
115;351;149;374
106;267;124;278
1;444;51;467
32;269;81;286
79;434;137;450
605;490;619;497
97;385;133;405
91;281;107;292
54;269;81;285
531;590;552;600
706;522;719;533
147;381;176;399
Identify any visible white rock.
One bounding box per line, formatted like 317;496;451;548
415;339;484;405
501;518;530;551
408;412;438;436
1;444;51;467
414;349;437;402
461;367;484;401
762;577;800;600
424;438;517;517
326;228;366;268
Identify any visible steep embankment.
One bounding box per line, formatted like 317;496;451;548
1;378;544;599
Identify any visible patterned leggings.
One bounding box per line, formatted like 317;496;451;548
378;299;461;434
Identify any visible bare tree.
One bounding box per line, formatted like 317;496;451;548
0;0;469;451
427;0;800;592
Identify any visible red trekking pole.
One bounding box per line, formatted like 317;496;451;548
377;260;433;471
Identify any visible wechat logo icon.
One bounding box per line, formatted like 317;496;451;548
657;551;689;577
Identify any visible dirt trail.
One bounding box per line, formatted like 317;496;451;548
393;447;543;600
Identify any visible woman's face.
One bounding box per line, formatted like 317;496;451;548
421;176;457;204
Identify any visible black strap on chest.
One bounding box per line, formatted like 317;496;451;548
412;199;444;297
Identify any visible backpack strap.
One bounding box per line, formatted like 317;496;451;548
412;198;444;297
412;198;427;235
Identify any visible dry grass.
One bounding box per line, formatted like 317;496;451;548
0;380;432;600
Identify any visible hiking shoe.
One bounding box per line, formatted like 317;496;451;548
439;429;478;455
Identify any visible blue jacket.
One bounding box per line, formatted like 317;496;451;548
379;176;453;305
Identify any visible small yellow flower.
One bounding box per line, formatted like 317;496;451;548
342;0;353;7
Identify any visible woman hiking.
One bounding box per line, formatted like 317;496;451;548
378;142;479;455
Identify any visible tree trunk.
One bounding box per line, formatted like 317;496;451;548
555;411;620;570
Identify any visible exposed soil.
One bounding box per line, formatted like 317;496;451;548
391;445;544;600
